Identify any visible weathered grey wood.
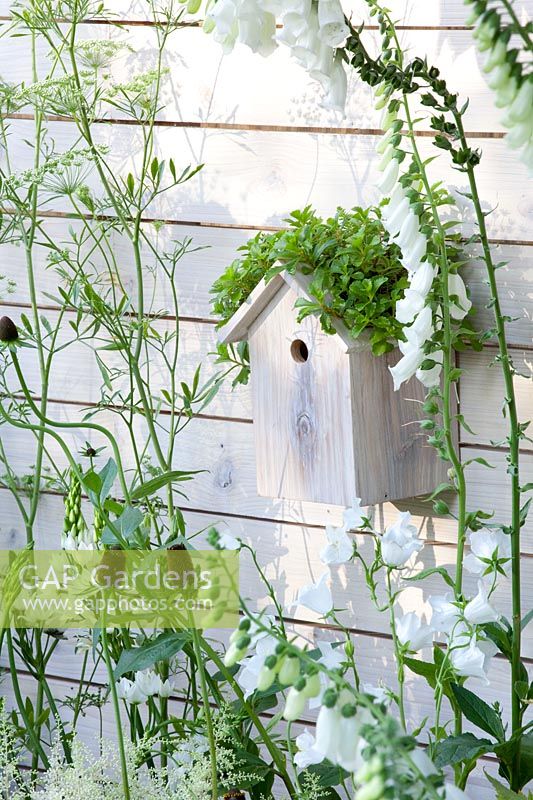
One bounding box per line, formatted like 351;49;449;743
218;274;286;344
249;280;357;506
224;271;450;505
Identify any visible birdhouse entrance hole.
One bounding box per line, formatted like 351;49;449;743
290;339;309;363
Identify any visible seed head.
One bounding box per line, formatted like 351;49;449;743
0;316;18;343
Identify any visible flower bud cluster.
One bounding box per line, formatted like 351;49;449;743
62;468;93;551
374;92;472;391
466;0;533;171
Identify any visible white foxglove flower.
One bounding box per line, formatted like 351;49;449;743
276;12;307;46
416;350;443;387
395;289;425;324
376;127;395;154
495;76;518;108
509;80;533;122
383;195;410;236
410;261;436;297
389;346;424;391
317;0;349;47
207;0;238;53
238;6;277;56
395;611;433;651
402;305;434;350
396;211;420;252
450;637;491;684
429;594;462;634
401;233;427;273
320;524;354;565
294;729;324;769
297;572;333;616
382;184;407;221
506;119;533;149
376;157;399;194
380;511;423;566
482;39;507;73
464;580;500;624
464;528;511;575
448;273;472;320
487;63;511;91
322;53;348;112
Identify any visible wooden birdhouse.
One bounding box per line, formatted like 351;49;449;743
218;270;449;507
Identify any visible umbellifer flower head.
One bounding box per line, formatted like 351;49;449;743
0;316;18;342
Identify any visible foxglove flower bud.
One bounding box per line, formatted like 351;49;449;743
354;775;385;800
257;654;278;691
278;654;300;686
224;634;251;667
0;316;18;342
301;670;321;699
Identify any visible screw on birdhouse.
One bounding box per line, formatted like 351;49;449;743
0;316;18;342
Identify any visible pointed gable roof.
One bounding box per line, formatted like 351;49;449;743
217;268;367;353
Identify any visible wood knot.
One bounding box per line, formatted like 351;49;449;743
295;411;314;440
214;458;233;490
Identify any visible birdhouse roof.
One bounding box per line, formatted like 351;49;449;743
217;268;365;353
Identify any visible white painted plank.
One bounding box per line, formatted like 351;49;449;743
461;349;533;447
2;228;533;346
1;399;532;550
1;427;532;651
2;120;531;241
0;217;251;319
1;306;252;420
0;24;525;133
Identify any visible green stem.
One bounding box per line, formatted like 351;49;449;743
191;629;218;800
101;629;130;800
454;112;522;785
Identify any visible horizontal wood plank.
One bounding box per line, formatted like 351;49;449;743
1;448;533;652
0;24;526;133
2;119;531;241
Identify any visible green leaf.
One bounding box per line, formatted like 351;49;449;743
405;566;455;589
521;608;533;631
130;470;202;501
484;774;523;800
495;733;533;791
404;657;437;688
451;684;505;741
303;761;349;790
114;631;190;679
433;733;493;768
